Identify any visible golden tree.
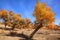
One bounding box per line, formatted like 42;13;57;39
25;18;32;29
29;1;55;38
6;11;15;27
0;11;2;18
33;1;55;27
0;10;9;29
47;23;55;30
11;14;21;30
14;17;25;29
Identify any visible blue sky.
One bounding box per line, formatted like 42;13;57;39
0;0;60;25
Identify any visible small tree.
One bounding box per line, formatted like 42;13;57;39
1;10;9;29
11;14;21;30
25;18;32;29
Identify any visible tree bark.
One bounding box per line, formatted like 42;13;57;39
30;22;43;38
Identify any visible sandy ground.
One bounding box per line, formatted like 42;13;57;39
0;25;60;40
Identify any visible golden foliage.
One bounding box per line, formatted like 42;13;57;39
33;1;55;27
13;14;21;21
0;4;59;30
1;10;9;18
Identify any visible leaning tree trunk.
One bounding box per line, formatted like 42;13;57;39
29;21;43;38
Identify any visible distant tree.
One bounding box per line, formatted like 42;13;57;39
14;17;25;29
11;14;22;30
7;11;14;27
0;10;9;29
25;18;32;29
47;23;55;30
0;11;2;18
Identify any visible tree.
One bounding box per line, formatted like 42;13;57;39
47;23;55;30
6;11;15;27
33;1;55;27
11;14;21;30
30;0;55;38
25;18;32;29
15;18;25;29
0;10;2;18
0;10;9;29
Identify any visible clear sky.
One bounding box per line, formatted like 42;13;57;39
0;0;60;25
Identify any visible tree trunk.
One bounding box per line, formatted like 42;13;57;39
30;22;43;38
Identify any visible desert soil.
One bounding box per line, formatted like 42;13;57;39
0;25;60;40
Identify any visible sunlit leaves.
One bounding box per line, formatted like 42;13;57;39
1;10;9;19
33;1;55;28
13;14;21;21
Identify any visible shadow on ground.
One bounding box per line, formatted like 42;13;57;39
6;32;36;40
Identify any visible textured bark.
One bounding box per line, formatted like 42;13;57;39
30;22;43;38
